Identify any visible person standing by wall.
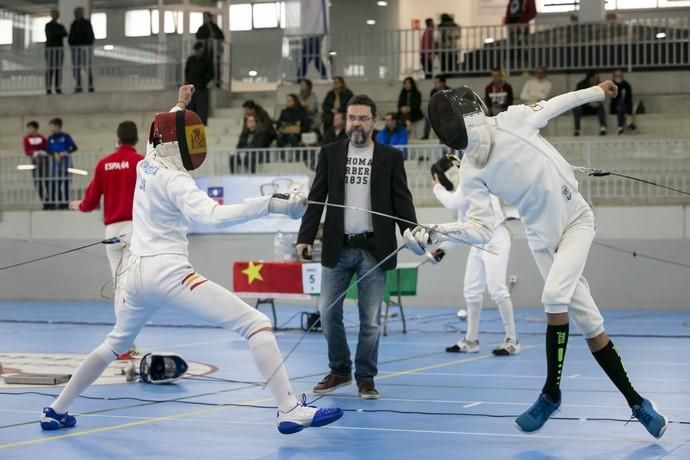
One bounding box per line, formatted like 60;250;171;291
47;118;78;209
45;9;67;95
69;121;143;360
68;7;95;93
23;121;50;209
185;42;214;125
420;18;435;80
297;94;417;400
195;12;225;88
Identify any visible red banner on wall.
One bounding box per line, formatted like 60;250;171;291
233;261;304;294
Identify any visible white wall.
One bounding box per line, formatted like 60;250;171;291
1;206;688;309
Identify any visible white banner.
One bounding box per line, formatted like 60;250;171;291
190;175;311;234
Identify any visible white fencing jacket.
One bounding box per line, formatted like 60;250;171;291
130;107;271;257
438;86;603;252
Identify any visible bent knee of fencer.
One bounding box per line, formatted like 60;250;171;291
104;329;134;356
541;284;575;307
238;310;273;339
544;303;569;314
569;306;605;339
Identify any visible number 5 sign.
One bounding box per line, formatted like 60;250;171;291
301;263;322;294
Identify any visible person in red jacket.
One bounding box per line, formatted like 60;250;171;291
23;121;50;209
69;121;143;359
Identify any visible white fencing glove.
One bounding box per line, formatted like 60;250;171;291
269;192;307;219
404;226;440;255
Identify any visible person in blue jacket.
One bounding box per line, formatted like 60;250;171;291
376;112;408;146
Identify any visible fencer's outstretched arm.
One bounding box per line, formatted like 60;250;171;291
526;81;617;129
168;173;271;227
437;171;496;245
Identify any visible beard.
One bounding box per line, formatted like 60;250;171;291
346;126;369;146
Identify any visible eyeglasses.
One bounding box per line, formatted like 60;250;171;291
347;115;373;123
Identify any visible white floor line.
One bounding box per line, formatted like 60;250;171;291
463;402;482;408
389;371;690;383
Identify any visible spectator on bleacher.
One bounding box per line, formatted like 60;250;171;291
299;35;328;81
573;71;607;136
420;18;435;80
422;75;450;139
438;13;461;74
195;12;225;88
242;100;277;145
611;69;638;135
45;9;67;95
398;76;424;139
504;0;537;46
185;42;213;125
299;78;320;130
234;114;271;174
23;121;50;209
376;112;409;148
485;68;514;116
520;66;551;104
68;121;143;360
323;110;348;145
322;76;354;131
277;94;311;148
68;7;95;93
47;118;78;210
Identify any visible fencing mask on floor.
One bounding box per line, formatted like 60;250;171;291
139;352;188;384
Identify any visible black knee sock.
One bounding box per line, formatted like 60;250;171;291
542;323;569;402
592;340;643;408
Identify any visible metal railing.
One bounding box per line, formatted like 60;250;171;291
0;39;228;95
2;13;690;93
2;140;689;210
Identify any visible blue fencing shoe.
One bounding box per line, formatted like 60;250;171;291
632;399;668;439
277;394;344;435
514;393;561;433
41;407;77;430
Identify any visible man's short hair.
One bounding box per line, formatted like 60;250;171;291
193;42;204;51
242;100;257;109
435;75;447;83
117;121;139;146
49;118;62;128
26;120;39;129
347;94;377;118
298;78;313;90
384;112;398;121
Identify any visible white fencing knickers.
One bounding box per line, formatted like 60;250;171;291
528;209;605;339
105;253;272;356
104;221;133;279
463;223;512;305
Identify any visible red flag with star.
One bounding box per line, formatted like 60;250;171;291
233;261;304;294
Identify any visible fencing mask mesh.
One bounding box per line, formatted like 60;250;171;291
428;86;488;150
139;352;188;384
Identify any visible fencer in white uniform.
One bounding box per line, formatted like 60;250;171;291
404;82;668;438
428;158;519;356
41;85;343;435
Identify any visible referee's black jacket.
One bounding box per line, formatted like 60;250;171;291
297;140;417;271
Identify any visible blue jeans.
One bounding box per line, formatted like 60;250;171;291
319;247;385;384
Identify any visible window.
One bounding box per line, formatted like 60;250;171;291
91;12;107;39
0;18;12;45
189;12;203;33
253;2;280;28
125;9;151;37
31;16;51;43
230;2;286;31
152;10;184;34
230;4;252;31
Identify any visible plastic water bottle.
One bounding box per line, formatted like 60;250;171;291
274;231;284;260
283;233;296;261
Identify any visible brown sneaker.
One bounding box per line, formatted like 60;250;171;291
357;381;380;400
313;373;352;394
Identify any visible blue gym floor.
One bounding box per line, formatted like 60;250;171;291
0;300;688;460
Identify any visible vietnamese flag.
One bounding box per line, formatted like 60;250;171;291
233;261;304;294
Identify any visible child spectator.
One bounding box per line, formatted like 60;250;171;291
47;117;78;209
520;66;552;104
611;69;638;135
23;121;50;209
485;68;514;116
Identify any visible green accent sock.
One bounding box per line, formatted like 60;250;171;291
542;323;569;402
592;340;643;408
